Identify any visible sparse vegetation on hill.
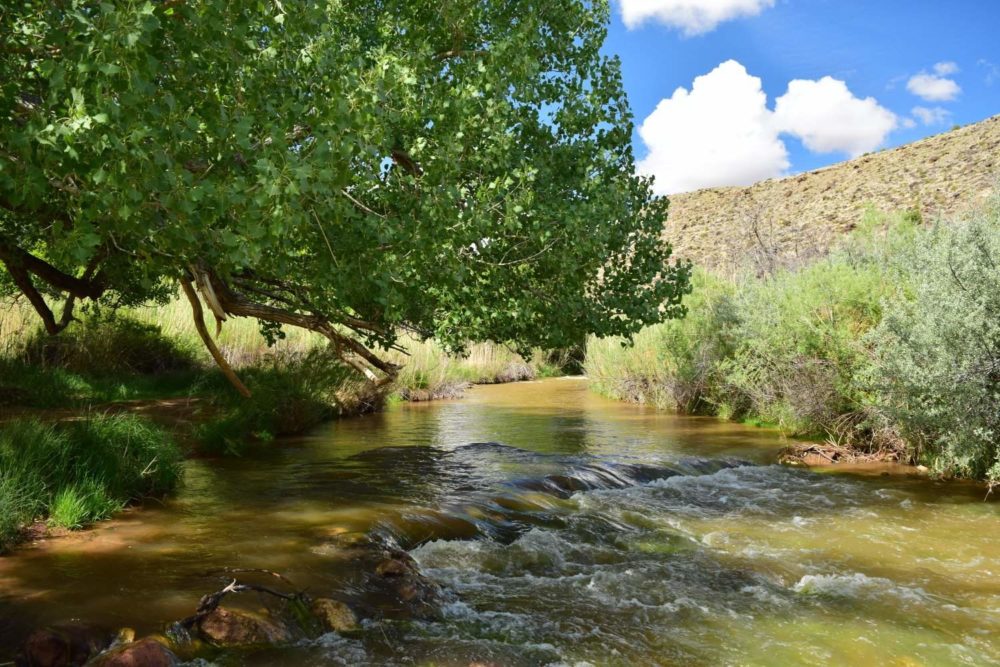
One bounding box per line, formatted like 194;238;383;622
666;115;1000;269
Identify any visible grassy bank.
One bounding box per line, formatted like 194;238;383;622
0;289;561;448
0;301;559;544
1;297;556;406
0;414;183;551
588;196;1000;484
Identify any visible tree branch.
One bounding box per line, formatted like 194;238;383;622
1;258;64;334
180;277;251;398
204;270;400;385
0;237;105;299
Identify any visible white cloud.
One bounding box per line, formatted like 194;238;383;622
636;60;788;195
911;106;952;126
620;0;775;35
906;72;961;102
637;62;899;194
933;61;959;76
774;77;898;156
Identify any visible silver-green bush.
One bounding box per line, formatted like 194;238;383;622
870;198;1000;482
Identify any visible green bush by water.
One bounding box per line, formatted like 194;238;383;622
869;204;1000;481
0;415;182;550
195;349;373;455
587;198;1000;482
588;271;738;413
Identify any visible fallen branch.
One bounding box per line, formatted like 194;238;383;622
177;578;301;630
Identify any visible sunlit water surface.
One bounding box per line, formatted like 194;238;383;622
1;379;998;665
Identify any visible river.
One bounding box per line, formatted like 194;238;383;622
1;378;998;665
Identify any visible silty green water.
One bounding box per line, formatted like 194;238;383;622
1;378;998;665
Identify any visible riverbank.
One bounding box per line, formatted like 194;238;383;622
587;195;1000;486
0;307;563;552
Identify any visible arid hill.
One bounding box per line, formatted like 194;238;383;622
665;114;1000;269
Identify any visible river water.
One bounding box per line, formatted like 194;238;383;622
1;378;998;665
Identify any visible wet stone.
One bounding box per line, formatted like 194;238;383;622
17;623;114;667
87;638;179;667
196;607;292;647
310;598;359;633
367;549;442;620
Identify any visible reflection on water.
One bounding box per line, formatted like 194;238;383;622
1;378;998;665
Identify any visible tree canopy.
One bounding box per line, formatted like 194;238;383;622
1;0;689;387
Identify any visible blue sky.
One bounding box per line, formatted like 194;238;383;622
602;0;1000;194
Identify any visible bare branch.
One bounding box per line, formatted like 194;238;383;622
181;277;252;398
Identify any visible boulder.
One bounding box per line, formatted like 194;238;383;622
370;549;441;620
196;607;291;647
309;598;358;633
87;638;178;667
17;623;114;667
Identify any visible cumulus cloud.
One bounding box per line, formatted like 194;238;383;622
637;61;898;194
907;69;961;102
620;0;775;35
911;106;952;126
774;77;898;156
636;60;788;195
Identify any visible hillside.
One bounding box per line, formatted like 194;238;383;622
665;114;1000;269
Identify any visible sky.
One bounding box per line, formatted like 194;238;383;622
602;0;1000;195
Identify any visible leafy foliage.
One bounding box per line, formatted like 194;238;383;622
587;204;1000;479
869;200;1000;482
0;1;688;382
195;350;371;455
720;254;890;435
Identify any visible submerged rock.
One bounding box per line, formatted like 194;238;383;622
369;549;442;619
196;607;291;647
310;598;359;633
87;638;178;667
17;623;115;667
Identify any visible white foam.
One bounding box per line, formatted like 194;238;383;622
793;572;931;603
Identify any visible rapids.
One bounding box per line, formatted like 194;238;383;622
1;378;998;665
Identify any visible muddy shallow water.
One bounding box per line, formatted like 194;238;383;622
1;378;998;665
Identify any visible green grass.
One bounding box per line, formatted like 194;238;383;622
0;414;183;550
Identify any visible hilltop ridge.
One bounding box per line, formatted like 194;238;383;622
665;114;1000;269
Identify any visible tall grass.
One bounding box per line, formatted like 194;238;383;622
387;337;559;400
2;295;556;408
0;414;183;550
588;271;738;413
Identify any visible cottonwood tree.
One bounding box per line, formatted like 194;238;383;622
0;0;689;394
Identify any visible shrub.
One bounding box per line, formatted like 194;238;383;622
0;415;182;550
586;271;738;412
870;198;1000;482
21;311;196;376
721;255;890;436
196;350;372;455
